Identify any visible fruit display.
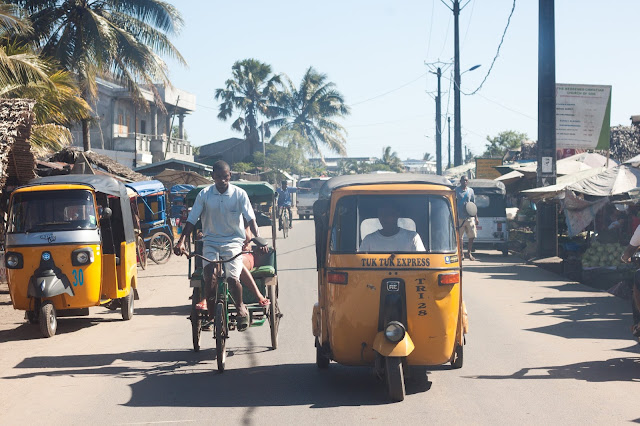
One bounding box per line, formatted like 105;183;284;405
581;241;626;269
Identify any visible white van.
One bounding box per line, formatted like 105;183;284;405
296;177;330;219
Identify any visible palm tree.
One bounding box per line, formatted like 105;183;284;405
0;5;91;151
215;59;284;155
12;0;186;151
381;146;403;172
272;66;350;156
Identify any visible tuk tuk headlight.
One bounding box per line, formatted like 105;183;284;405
384;321;406;343
5;252;23;269
72;248;94;266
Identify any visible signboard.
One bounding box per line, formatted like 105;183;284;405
556;84;611;149
475;158;503;179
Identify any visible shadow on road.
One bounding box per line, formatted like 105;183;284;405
525;296;632;341
5;348;433;408
468;357;640;383
133;305;190;316
0;317;119;343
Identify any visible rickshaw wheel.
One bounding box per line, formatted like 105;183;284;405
191;288;202;352
268;285;280;349
385;356;406;402
39;301;57;338
121;291;134;320
215;302;227;372
137;236;147;269
149;232;173;264
451;344;463;369
315;339;330;369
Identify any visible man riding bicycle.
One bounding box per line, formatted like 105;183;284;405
276;180;309;230
174;160;261;331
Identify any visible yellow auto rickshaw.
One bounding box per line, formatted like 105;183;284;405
311;174;474;401
4;175;138;337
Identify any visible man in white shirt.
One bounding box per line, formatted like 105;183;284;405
174;160;260;331
359;206;425;252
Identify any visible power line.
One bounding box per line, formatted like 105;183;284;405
463;0;516;95
426;0;436;59
460;0;476;52
349;73;427;106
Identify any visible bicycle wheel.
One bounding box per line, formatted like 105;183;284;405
191;287;202;352
149;232;172;264
136;236;147;270
282;210;289;239
215;301;227;372
268;285;281;349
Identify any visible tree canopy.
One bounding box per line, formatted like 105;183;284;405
482;130;528;158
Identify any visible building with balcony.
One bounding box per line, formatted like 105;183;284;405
70;77;196;168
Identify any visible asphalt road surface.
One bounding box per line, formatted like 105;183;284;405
1;219;639;425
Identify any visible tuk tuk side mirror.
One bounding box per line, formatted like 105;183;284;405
101;207;112;220
465;202;478;218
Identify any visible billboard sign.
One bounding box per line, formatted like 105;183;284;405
475;158;503;179
556;84;611;150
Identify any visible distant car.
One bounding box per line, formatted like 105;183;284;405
296;177;330;219
466;179;509;256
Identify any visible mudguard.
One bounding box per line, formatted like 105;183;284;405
312;302;321;337
373;331;415;357
28;274;74;298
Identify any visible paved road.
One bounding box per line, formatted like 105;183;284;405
1;219;639;424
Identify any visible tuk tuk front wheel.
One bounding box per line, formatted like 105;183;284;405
451;344;463;369
121;291;134;320
385;356;406;402
39;301;57;338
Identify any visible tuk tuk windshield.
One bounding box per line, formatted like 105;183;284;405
330;194;456;253
8;190;97;233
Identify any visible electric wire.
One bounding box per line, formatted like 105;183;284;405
349;72;428;106
463;0;516;95
426;0;435;60
460;0;476;52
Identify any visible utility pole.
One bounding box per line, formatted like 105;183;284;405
435;67;442;175
453;0;462;166
448;116;452;168
537;0;557;257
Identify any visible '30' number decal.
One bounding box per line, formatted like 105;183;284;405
72;269;84;286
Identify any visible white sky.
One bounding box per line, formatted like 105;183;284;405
165;0;639;161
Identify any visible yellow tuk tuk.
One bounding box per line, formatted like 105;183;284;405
311;174;471;401
4;175;138;337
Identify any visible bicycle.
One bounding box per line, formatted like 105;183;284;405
278;206;291;239
186;237;280;371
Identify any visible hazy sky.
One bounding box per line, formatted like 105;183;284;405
166;0;639;161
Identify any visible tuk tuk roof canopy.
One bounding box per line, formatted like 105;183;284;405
29;174;135;243
186;181;275;206
319;173;453;199
467;179;506;195
125;180;166;197
170;184;195;195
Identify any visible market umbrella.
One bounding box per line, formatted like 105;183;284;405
154;168;212;187
567;164;640;197
521;167;606;201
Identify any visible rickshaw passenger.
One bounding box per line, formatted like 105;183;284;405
359;206;425;252
174;160;261;331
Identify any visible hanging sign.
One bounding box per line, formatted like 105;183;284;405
556;84;611;150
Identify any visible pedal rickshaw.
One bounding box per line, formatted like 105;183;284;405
184;182;281;370
311;174;474;401
4;175;139;337
125;180;174;264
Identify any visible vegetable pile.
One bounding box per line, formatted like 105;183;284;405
581;241;625;268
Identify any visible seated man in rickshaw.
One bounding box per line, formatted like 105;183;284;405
359;205;425;252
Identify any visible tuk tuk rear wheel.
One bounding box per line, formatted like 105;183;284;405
385;356;405;402
316;339;330;369
451;344;463;369
39;301;57;338
121;291;134;320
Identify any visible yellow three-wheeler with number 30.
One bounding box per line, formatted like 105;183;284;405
312;174;474;402
4;175;138;338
